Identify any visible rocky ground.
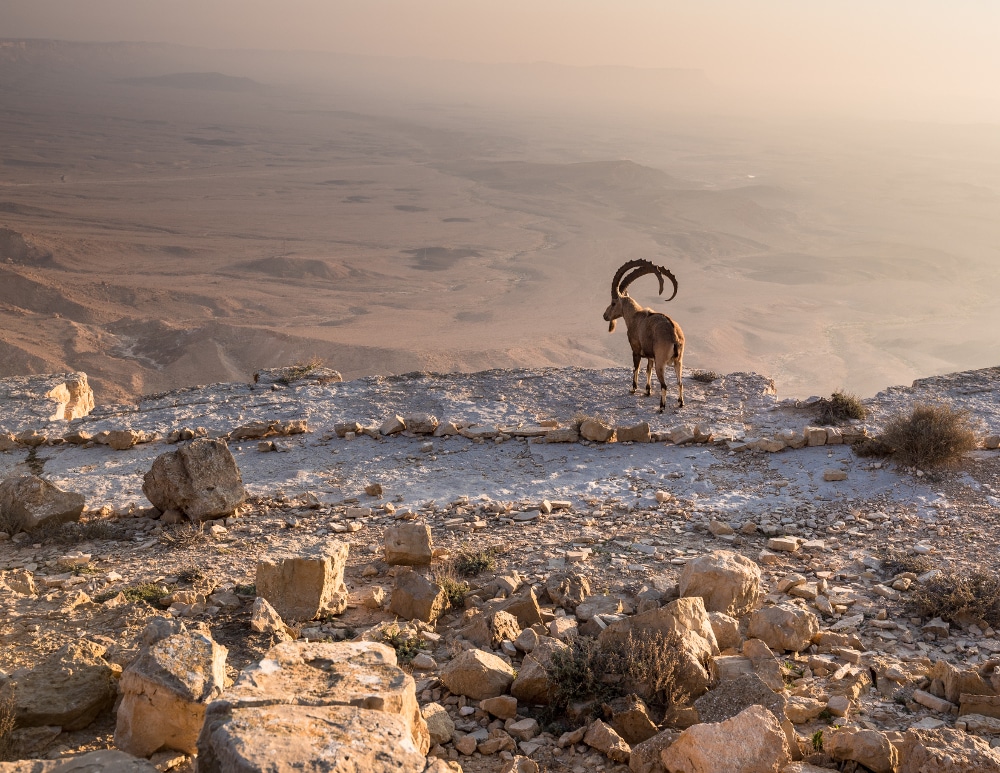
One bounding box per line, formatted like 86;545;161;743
1;365;1000;772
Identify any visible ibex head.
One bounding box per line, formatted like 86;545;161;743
603;259;678;332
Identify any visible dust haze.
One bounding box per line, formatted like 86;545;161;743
1;17;998;403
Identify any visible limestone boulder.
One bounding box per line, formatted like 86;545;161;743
609;694;659;745
708;611;741;651
115;631;228;756
747;603;819;653
0;475;84;533
895;727;1000;773
389;567;447;623
580;418;615;442
680;550;762;617
440;648;515;700
617;422;651;443
250;597;295;641
383;522;433;566
599;597;719;656
142;438;246;521
930;658;997;704
660;704;790;773
9;640;116;730
197;704;426;773
824;727;898;773
256;538;349;621
205;640;429;756
422;703;456;745
483;585;544;628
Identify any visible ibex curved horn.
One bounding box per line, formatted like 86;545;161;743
616;260;679;302
610;259;654;302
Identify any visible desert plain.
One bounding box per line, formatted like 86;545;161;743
2;39;999;404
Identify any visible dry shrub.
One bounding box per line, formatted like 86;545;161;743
880;402;979;469
909;570;1000;628
452;546;499;578
875;546;935;577
0;510;24;537
548;631;692;724
432;562;469;610
816;390;868;426
0;686;15;762
690;370;720;383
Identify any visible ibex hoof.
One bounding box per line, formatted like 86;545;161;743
645;389;652;396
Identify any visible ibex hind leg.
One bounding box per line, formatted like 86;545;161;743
631;353;642;394
674;353;684;408
645;359;654;396
656;360;668;413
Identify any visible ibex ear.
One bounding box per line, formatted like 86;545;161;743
608;319;617;333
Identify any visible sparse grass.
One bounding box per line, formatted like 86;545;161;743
690;370;720;383
875;545;935;577
816;390;868;426
233;583;257;597
0;509;24;536
159;522;207;548
879;402;979;469
547;631;693;724
275;357;325;385
453;545;499;578
95;582;170;606
0;686;15;762
433;564;469;610
811;730;824;751
850;437;895;458
909;569;1000;628
378;624;425;664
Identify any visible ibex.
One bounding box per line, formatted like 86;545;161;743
603;259;685;411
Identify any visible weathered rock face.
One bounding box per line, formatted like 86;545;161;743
440;648;516;700
545;572;591;611
659;704;790;773
115;631;228;757
584;719;631;763
0;372;94;429
679;550;762;618
579;418;615;442
0;749;160;772
895;727;1000;773
142;438;246;521
383;522;433;566
824;727;898;773
693;673;786;725
422;702;456;745
0;475;85;533
389;567;447;623
8;640;115;731
747;603;819;653
196;641;429;771
510;638;569;705
255;539;350;622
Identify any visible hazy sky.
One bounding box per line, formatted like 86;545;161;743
4;1;1000;121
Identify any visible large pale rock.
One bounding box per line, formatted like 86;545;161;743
115;631;228;756
510;639;568;705
197;704;426;773
384;522;433;566
0;372;93;428
708;611;741;651
610;694;659;745
256;539;349;621
679;550;762;617
389;567;447;623
747;603;819;653
483;586;544;628
660;704;790;773
10;640;116;730
142;438;246;521
895;727;1000;773
824;727;898;773
0;475;84;533
599;597;719;655
440;648;515;700
201;641;429;758
0;750;158;772
617;422;651;443
249;597;295;641
930;658;997;704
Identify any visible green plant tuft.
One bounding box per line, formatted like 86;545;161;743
879;402;979;469
379;624;425;664
453;546;499;578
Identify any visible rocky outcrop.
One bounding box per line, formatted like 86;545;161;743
384;522;433;566
680;550;762;618
196;641;429;771
0;372;93;430
115;631;228;756
255;539;350;621
440;648;516;700
9;640;116;731
659;704;790;773
0;750;159;772
142;438;246;521
0;475;85;533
